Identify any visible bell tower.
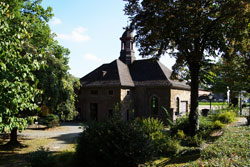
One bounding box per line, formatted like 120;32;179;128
119;28;135;64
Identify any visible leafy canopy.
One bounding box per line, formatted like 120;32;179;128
124;0;250;135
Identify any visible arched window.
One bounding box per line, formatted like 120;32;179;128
176;97;180;115
151;96;159;115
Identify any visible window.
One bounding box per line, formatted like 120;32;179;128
175;97;180;115
108;90;114;95
90;90;98;95
151;96;159;115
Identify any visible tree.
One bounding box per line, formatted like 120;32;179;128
0;0;42;145
0;0;79;145
124;0;250;135
211;55;250;102
22;0;80;121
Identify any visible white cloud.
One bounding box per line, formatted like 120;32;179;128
83;53;101;62
57;27;90;42
51;17;62;26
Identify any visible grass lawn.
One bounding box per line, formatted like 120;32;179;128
199;101;227;106
1;121;249;167
0;137;76;167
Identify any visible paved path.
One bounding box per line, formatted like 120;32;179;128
230;117;247;127
18;122;83;151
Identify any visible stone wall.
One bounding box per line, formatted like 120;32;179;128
77;87;120;121
170;89;191;120
134;87;171;122
120;88;134;120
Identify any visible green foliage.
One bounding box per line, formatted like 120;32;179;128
141;117;164;134
216;111;236;124
184;134;205;147
27;147;55;167
140;117;181;156
125;0;250;135
171;116;213;146
176;130;185;140
211;120;225;130
42;114;60;128
171;116;190;135
0;1;41;134
162;106;174;126
211;111;236;127
75;119;154;167
0;0;79;145
211;56;250;95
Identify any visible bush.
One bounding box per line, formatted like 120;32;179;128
184;134;204;147
211;120;225;129
43;114;60;128
176;130;185;140
216;111;236;124
27;147;55;167
170;116;189;135
141;117;164;134
75;119;154;167
140;117;181;156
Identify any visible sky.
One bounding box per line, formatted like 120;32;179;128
41;0;176;78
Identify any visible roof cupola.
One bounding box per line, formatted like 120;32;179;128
119;28;135;64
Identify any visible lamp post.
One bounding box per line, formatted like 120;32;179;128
208;93;213;113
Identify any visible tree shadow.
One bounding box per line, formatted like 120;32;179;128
156;153;200;166
0;152;29;167
51;132;81;144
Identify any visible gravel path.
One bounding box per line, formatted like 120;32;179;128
18;122;83;151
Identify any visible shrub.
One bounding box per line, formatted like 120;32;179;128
176;130;185;139
27;147;55;167
216;111;236;124
170;116;189;135
43;114;60;128
211;120;225;129
140;117;181;156
185;134;204;146
141;117;164;134
75;119;154;167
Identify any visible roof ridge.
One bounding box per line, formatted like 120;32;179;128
116;59;134;87
157;61;173;85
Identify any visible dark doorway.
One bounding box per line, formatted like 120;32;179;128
90;103;98;121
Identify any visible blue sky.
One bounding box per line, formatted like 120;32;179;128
41;0;176;78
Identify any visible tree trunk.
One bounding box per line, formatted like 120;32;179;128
7;128;20;146
189;64;200;136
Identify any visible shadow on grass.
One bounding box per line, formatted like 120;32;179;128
0;152;29;167
0;142;29;152
51;133;80;144
156;153;200;166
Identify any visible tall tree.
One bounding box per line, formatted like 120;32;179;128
212;54;250;99
0;0;42;145
0;0;79;145
124;0;250;135
22;0;80;121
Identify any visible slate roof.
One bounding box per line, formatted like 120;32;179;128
80;59;190;90
80;59;134;87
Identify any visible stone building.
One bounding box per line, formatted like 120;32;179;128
77;29;190;122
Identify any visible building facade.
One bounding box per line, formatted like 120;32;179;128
77;29;191;122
